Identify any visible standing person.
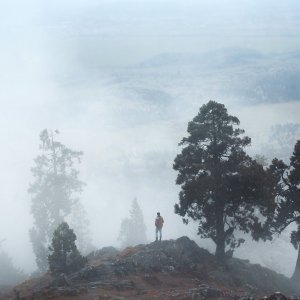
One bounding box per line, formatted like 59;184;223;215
155;212;164;241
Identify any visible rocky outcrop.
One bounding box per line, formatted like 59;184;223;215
2;237;300;299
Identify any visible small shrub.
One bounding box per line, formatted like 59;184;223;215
48;222;87;274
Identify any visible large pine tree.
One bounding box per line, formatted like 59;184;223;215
29;129;85;271
173;101;275;262
270;140;300;283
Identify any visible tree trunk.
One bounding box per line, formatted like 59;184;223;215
292;246;300;283
215;203;225;263
212;147;225;263
215;238;225;263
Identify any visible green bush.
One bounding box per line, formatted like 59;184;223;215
48;222;87;274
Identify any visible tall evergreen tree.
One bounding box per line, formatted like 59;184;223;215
173;101;275;262
118;198;147;248
270;140;300;282
29;129;85;271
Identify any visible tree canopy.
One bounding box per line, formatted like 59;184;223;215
29;129;85;271
270;140;300;282
173;101;275;262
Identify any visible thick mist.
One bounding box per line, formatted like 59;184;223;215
0;0;300;279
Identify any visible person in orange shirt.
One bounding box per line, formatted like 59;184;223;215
155;212;164;241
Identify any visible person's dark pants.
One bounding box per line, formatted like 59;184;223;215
155;227;162;241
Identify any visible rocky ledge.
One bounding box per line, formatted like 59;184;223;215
2;236;300;299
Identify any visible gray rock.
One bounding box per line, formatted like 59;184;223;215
49;273;72;287
189;285;222;298
87;280;134;290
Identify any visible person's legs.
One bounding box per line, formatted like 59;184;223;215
155;227;159;241
159;228;162;241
